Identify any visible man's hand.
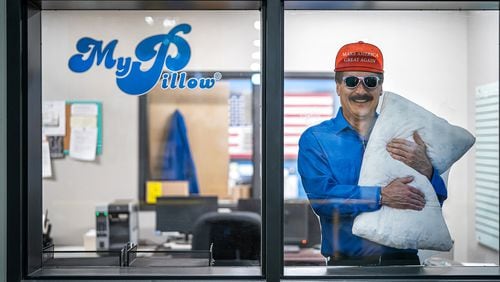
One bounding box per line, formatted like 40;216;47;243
381;176;426;210
386;131;433;179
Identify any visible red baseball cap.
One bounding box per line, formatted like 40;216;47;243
334;41;384;73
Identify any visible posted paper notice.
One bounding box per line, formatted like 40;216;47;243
69;127;98;161
42;101;66;136
42;141;52;178
71;103;98;116
70;116;97;128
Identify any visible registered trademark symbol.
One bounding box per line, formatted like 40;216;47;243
214;72;222;81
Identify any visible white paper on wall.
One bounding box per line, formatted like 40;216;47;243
42;141;52;178
42;101;66;136
71;103;98;116
69;127;98;161
70;116;97;128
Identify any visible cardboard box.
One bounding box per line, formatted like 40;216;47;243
83;229;96;251
162;181;189;196
232;184;251;201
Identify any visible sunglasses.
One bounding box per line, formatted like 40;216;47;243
342;76;381;89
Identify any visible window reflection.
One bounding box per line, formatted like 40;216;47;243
41;10;262;273
284;10;499;271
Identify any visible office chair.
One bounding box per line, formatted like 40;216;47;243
192;211;261;266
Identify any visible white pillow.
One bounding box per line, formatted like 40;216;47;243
352;92;475;251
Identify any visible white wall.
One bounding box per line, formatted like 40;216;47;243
0;0;6;278
466;11;499;264
41;11;260;245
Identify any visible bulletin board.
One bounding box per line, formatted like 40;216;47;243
147;82;230;197
63;100;103;155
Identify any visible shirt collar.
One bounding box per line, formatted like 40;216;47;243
331;107;379;135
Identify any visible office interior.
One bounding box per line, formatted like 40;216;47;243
1;1;500;281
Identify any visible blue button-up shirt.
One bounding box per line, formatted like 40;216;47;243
298;108;447;257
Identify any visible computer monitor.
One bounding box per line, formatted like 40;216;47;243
155;196;218;235
237;199;308;246
284;201;309;246
237;198;261;215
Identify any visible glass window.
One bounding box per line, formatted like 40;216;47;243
17;1;500;280
282;76;336;265
284;9;499;276
41;10;261;276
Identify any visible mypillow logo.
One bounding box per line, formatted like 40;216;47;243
68;24;221;96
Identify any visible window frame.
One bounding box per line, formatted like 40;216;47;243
5;0;499;281
138;71;260;210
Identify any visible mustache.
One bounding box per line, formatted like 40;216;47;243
349;94;374;101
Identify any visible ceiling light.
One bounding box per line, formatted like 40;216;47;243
253;20;260;30
163;19;176;27
145;16;154;26
250;63;260;71
251;73;261;85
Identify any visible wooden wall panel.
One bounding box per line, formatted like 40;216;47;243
148;82;230;197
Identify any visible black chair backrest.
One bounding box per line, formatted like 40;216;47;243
192;211;261;261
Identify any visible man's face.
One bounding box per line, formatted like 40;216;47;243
336;71;383;122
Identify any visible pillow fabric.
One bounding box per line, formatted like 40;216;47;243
352;92;475;251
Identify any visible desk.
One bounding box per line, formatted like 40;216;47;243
284;248;325;266
162;241;192;251
54;245;324;267
48;245;211;267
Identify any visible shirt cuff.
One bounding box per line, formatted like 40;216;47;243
358;186;382;211
430;167;448;204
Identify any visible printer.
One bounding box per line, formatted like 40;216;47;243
96;200;138;251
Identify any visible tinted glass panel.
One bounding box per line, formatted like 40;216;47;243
284;10;499;275
41;10;262;275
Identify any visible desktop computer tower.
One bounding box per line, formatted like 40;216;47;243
284;201;309;247
237;199;321;248
95;200;138;251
